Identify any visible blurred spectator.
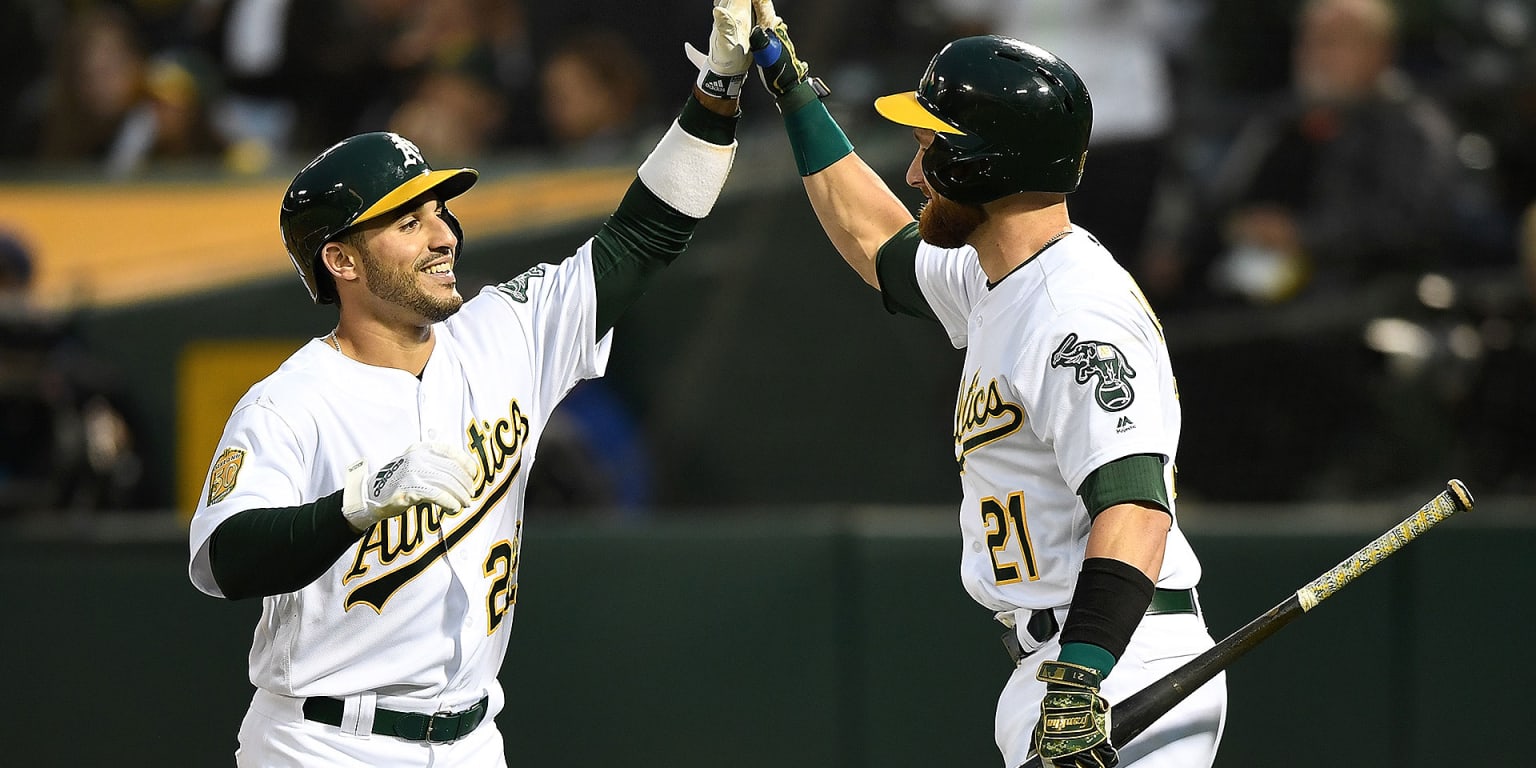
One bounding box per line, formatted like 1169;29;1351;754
0;0;63;160
387;63;508;163
477;0;544;149
107;49;229;176
538;29;654;163
0;232;34;300
0;231;144;515
196;0;406;167
23;5;226;178
926;0;1205;262
33;5;149;166
1144;0;1464;308
1148;0;1521;502
383;1;536;160
1415;2;1536;265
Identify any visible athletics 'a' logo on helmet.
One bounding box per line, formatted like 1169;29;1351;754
279;132;479;304
387;133;426;167
1049;333;1136;412
873;36;1093;205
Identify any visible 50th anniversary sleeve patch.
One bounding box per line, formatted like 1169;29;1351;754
1048;333;1137;412
207;447;246;504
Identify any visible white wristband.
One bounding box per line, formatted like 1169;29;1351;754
636;120;737;219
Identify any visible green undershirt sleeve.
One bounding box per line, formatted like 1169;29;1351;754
1077;454;1171;519
207;490;361;600
591;182;696;337
592;95;737;337
874;223;938;323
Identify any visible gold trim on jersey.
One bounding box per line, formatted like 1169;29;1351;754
342;502;462;585
343;463;519;613
954;372;1025;471
483;525;521;635
341;397;532;614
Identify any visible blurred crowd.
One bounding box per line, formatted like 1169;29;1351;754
0;0;676;175
2;0;1531;280
0;0;1534;512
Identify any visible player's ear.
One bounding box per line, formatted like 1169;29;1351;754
320;240;359;290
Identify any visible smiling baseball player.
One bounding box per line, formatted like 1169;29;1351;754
185;4;752;764
746;2;1226;766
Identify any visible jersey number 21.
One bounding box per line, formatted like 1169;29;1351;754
982;492;1040;584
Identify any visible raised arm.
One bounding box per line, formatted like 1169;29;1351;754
748;0;914;289
588;1;749;335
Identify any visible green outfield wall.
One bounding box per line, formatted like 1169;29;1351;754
3;506;1530;767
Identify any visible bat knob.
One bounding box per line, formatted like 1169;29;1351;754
1447;479;1475;512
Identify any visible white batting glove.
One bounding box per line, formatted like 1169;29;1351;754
685;0;753;99
341;442;479;531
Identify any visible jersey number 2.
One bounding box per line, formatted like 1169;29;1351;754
483;539;519;635
981;492;1039;584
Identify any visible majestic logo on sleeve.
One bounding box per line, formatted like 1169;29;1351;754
207;448;246;505
1049;333;1137;412
954;372;1025;471
495;265;547;303
342;398;532;613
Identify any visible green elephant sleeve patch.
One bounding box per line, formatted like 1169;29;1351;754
1048;332;1137;412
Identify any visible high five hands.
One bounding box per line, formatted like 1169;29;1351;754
747;0;826;108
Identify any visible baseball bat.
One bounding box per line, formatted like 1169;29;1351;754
1018;479;1474;768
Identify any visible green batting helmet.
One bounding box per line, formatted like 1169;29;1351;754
874;36;1092;205
280;132;478;303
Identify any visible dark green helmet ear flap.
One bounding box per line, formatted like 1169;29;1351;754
279;132;478;304
874;36;1092;206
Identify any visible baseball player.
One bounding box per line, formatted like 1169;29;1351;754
185;3;753;765
746;3;1226;766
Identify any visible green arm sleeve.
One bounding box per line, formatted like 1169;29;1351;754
592;95;738;336
591;182;695;337
207;490;361;600
874;223;939;323
1077;454;1172;519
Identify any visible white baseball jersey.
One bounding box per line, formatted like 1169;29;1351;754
188;247;609;711
911;228;1202;615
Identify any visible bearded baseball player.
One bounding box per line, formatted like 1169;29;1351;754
746;3;1227;766
185;4;752;764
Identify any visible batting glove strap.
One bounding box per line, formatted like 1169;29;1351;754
685;0;752;99
693;65;748;100
341;458;371;529
1036;660;1104;692
750;26;821;111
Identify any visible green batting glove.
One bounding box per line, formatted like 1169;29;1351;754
749;0;827;112
1032;661;1120;768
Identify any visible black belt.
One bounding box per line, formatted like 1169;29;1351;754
1002;587;1198;666
302;695;489;743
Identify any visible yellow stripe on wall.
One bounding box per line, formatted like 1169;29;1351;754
0;166;633;311
176;339;301;522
